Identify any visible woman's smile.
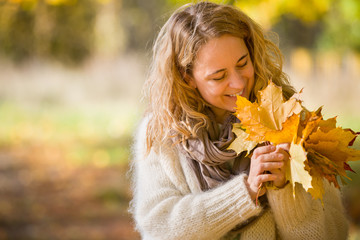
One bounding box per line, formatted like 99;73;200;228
190;35;255;122
226;89;245;101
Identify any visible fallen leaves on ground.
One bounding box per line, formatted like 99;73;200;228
0;143;140;240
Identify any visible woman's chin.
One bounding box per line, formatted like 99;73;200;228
227;104;237;113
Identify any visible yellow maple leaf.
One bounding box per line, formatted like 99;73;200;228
234;97;271;143
265;114;300;145
299;108;322;141
305;141;347;175
230;80;360;202
234;81;302;144
307;128;354;147
227;123;257;155
287;142;313;194
343;147;360;162
307;148;346;187
318;117;337;133
307;174;324;202
257;81;303;129
306;127;360;162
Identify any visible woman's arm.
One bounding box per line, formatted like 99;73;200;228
267;181;349;240
131;146;263;240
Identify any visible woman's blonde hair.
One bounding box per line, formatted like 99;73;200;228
143;1;295;153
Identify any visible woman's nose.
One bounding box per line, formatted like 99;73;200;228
228;71;245;89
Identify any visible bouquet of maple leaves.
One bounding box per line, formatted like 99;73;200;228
228;81;360;202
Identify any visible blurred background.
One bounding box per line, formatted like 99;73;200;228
0;0;359;239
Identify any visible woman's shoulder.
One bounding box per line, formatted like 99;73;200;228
131;115;189;188
132;114;175;159
132;114;152;159
134;114;151;140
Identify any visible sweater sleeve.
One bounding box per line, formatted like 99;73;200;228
266;181;349;240
132;148;263;240
129;117;264;239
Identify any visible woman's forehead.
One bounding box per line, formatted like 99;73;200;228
193;35;248;73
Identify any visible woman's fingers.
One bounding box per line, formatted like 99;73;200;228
247;143;291;200
247;173;275;200
258;161;284;173
253;145;276;158
257;152;284;163
255;171;285;189
254;173;276;187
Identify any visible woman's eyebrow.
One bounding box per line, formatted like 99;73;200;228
237;53;248;63
206;53;249;78
207;68;226;77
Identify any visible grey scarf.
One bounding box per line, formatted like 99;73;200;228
175;109;268;233
178;110;250;191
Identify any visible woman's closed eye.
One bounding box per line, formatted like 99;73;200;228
237;60;248;68
212;73;226;81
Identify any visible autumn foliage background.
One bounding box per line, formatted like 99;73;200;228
0;0;359;239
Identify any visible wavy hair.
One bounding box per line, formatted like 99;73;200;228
143;1;296;153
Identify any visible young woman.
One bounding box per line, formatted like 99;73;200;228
130;2;349;239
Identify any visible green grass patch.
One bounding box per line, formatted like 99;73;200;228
0;101;143;166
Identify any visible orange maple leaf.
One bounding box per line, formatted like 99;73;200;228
229;80;360;202
234;81;302;144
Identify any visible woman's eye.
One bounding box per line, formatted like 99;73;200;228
237;60;248;68
212;74;225;81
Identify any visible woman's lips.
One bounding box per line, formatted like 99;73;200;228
226;89;245;97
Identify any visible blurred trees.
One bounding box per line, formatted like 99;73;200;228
233;0;360;53
317;0;360;52
0;0;98;64
0;0;170;65
120;0;168;52
0;0;359;65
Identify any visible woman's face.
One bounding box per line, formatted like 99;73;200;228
190;35;255;122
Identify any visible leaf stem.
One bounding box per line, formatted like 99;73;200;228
255;182;263;206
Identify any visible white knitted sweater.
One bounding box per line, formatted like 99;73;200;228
130;117;349;240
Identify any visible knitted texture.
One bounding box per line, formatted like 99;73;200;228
130;117;349;240
267;181;349;240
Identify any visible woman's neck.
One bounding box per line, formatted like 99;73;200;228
210;107;231;124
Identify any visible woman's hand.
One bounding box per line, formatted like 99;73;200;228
246;143;290;201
